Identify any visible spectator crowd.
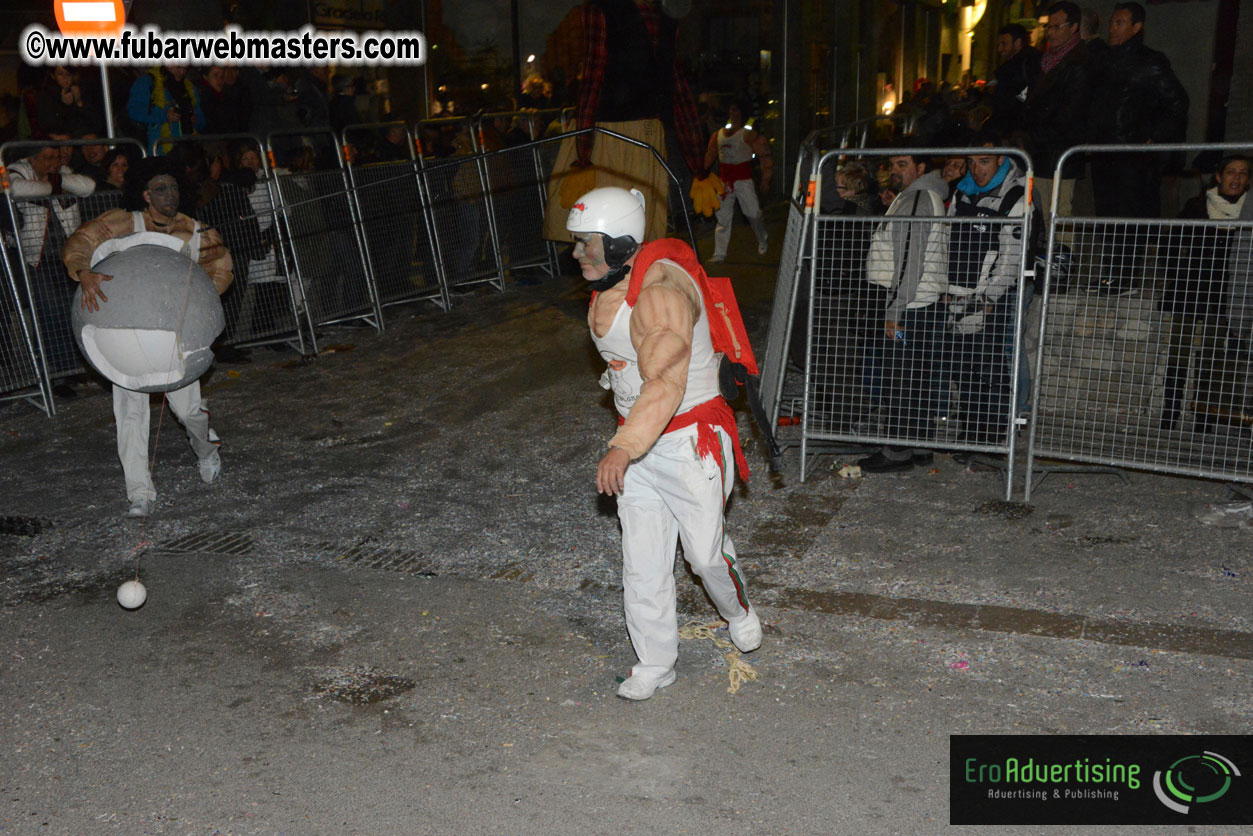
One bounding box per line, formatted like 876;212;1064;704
814;2;1252;464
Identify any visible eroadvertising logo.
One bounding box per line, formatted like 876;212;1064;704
950;735;1252;826
1152;751;1240;814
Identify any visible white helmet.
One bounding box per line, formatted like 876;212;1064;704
566;187;646;249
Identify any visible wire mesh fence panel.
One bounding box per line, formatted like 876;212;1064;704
7;189;127;382
193;179;302;346
756;141;832;437
420;153;503;291
479;144;551;276
759;197;812;431
0;243;43;404
1031;217;1253;483
805;211;1028;452
273;168;376;327
349;160;444;308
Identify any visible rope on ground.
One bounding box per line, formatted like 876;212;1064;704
678;619;759;694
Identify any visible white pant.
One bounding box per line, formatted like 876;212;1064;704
113;380;217;503
713;179;767;259
616;425;751;678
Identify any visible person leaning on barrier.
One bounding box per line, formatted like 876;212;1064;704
95;148;130;192
61;156;233;518
944;134;1041;449
855;146;950;474
793;161;883;373
1159;155;1251;433
8;140;96;395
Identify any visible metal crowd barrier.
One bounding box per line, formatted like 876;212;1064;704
757;132;823;444
761;145;1037;499
342;122;448;312
268;127;383;334
0;242;44;410
0;124;699;415
1;136;147;415
473;111;559;281
1025;143;1253;500
416;116;505;294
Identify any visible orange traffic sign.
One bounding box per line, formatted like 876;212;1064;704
54;0;126;38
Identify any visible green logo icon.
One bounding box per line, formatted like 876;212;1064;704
1153;752;1241;814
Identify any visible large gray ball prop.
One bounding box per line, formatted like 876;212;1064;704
71;244;224;393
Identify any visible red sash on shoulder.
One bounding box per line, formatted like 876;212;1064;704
626;239;758;374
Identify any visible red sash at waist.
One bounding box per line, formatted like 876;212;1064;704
719;160;753;186
617;396;749;482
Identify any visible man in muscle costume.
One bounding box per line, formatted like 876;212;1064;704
571;186;761;701
63;156;233;518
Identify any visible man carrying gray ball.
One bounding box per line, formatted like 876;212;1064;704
62;156;234;518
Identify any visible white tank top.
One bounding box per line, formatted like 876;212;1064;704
132;211;201;261
590;260;721;420
717;128;754;166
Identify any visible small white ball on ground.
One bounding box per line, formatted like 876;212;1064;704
117;579;147;609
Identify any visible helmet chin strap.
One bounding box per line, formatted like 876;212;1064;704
589;262;630;293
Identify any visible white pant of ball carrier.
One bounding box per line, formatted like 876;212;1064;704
114;380;218;504
616;424;751;680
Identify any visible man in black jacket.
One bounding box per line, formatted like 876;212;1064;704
989;24;1040;139
1087;1;1188;295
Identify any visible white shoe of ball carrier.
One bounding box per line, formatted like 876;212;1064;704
728;608;762;653
125;498;153;518
199;450;221;484
617;669;676;701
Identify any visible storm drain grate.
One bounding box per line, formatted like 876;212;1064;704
318;541;439;575
156;531;255;555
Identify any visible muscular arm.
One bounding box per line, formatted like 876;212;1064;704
196;227;235;295
704;131;719;172
608;265;700;459
61;208;133;280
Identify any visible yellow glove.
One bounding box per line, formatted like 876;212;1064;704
559;166;597;209
690;174;723;217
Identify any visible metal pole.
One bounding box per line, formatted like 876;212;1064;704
99;66;115;136
780;0;788;203
510;0;522;107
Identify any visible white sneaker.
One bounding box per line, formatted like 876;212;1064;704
727;608;762;653
125;498;153;518
757;239;769;255
199;450;221;484
616;669;676;701
708;254;725;264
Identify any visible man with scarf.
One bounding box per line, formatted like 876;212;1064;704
945;138;1039;449
569;186;760;701
1023;2;1094;231
1159;155;1250;433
